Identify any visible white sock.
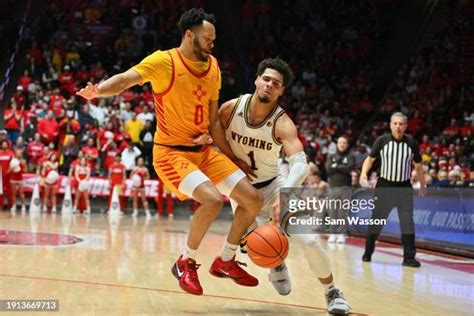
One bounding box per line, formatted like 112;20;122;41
322;280;336;294
182;243;197;260
220;240;238;262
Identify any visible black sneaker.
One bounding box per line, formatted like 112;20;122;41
362;253;371;262
402;258;421;268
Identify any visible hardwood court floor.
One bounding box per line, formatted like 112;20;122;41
0;212;472;315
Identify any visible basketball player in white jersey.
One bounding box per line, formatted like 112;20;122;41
193;58;351;314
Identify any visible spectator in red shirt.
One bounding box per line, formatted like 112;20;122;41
120;88;137;103
443;118;459;139
140;84;153;106
419;135;432;154
4;101;23;143
75;65;90;85
27;133;45;172
49;88;65;117
0;130;13;149
58;65;76;96
11;86;26;107
101;138;120;172
38;110;59;144
90;61;106;81
18;70;33;91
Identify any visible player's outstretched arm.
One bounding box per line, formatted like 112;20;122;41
273;114;310;222
77;69;142;99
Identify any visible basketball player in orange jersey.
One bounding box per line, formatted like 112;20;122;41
77;8;263;296
194;58;351;314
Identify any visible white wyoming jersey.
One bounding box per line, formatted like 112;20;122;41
225;94;285;184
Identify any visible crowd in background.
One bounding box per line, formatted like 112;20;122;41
2;0;472;197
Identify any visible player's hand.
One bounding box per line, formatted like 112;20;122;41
418;185;427;197
77;82;100;99
359;173;368;187
188;133;213;145
233;158;257;180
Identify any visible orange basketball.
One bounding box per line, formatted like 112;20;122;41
246;224;289;269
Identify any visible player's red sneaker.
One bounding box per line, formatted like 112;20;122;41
209;256;259;286
171;255;203;295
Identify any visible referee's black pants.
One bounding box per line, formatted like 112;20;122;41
364;178;416;260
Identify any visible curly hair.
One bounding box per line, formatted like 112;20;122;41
256;57;294;87
177;8;216;36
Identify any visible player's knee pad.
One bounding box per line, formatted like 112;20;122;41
216;169;246;197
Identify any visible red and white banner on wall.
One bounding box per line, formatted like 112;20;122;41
21;174;163;198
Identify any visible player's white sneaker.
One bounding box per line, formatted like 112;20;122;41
336;234;346;244
132;209;138;217
268;263;291;295
326;288;351;315
328;235;337;243
10;205;16;212
51;207;57;213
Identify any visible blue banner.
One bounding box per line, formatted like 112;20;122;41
350;188;474;249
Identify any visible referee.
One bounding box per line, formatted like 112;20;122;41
359;112;426;268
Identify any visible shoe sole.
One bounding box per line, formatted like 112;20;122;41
209;268;258;287
276;289;291;296
402;263;421;268
328;307;350;315
171;264;203;295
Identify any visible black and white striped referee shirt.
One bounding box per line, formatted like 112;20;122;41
369;134;421;182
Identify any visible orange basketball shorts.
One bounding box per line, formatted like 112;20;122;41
153;145;240;200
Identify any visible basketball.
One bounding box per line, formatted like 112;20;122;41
246;224;289;269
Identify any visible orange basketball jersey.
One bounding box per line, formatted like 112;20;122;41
132;48;221;146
